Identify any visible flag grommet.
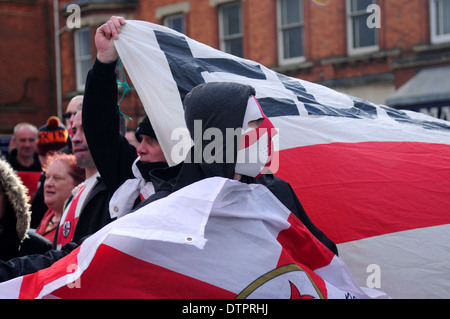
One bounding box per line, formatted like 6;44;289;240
185;236;194;243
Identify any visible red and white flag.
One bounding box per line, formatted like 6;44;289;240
111;21;450;298
2;20;445;299
0;177;387;299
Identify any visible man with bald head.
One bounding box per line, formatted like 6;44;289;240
60;95;83;155
63;95;83;130
6;123;41;172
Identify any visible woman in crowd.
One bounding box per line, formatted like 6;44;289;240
35;153;85;242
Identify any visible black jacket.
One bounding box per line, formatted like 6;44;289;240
5;149;41;172
82;59;137;194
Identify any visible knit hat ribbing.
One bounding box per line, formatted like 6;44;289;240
134;116;157;142
37;116;68;155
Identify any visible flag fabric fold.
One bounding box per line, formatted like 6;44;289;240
112;21;450;298
0;177;387;299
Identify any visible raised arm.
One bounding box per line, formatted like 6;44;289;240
82;16;136;193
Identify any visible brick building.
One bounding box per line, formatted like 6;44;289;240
1;0;450;141
0;0;56;135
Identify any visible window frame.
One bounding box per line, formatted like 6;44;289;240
163;12;186;34
74;27;91;91
218;1;243;57
276;0;305;65
346;0;379;56
430;0;450;44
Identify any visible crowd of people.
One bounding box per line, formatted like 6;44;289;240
0;16;337;287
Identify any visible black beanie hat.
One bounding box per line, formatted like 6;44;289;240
135;116;157;142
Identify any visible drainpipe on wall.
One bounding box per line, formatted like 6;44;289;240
53;0;62;120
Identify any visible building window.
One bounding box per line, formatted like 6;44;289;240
163;13;186;34
74;28;91;91
346;0;378;55
218;1;243;57
430;0;450;44
277;0;305;65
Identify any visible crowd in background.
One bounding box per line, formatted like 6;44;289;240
0;95;138;261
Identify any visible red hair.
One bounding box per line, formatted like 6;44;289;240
44;153;85;185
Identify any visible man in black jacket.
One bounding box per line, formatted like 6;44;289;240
170;81;337;255
82;16;171;219
6;123;41;173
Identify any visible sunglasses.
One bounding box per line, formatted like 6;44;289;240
62;112;76;120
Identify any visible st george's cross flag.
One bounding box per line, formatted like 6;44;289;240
111;21;450;298
0;177;388;299
1;20;446;299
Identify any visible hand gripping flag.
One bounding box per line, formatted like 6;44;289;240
0;177;388;299
111;21;450;298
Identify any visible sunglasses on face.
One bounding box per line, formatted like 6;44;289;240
62;112;76;120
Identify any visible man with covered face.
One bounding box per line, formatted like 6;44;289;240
166;81;337;255
98;16;337;255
